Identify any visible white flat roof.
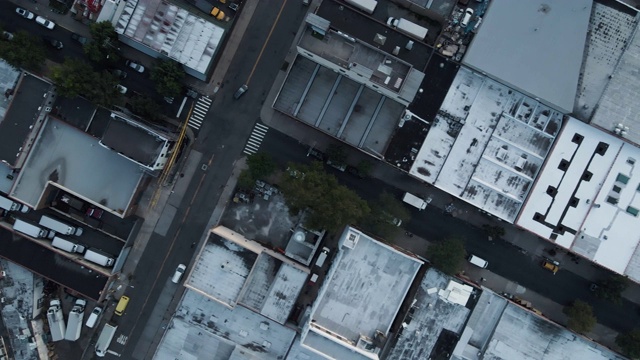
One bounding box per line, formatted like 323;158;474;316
10;117;143;212
463;0;591;113
410;68;561;222
484;303;625;360
590;17;640;146
306;227;422;356
517;118;640;282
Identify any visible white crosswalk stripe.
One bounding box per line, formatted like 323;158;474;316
116;334;128;345
188;96;212;130
243;124;269;155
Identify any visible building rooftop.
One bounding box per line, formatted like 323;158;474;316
100;112;171;169
387;269;471;360
154;289;297;360
50;96;97;131
463;0;591;113
517;118;640;282
114;0;225;79
10;117;143;215
0;227;108;300
589;15;640;146
481;302;625;360
0;72;51;168
316;0;433;71
303;227;423;359
573;2;637;121
409;68;561;222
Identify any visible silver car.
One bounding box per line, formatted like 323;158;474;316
36;16;56;30
16;7;35;20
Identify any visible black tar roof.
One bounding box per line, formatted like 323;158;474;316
0;74;51;167
0;227;108;301
317;0;433;71
408;53;460;122
101;116;163;166
51;96;97;131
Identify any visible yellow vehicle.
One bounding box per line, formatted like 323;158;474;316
541;260;559;275
114;295;130;316
211;7;225;20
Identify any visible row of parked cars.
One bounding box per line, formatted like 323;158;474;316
16;7;56;29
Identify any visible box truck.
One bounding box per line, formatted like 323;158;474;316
39;215;83;236
344;0;377;14
13;219;52;239
390;18;428;41
47;299;66;342
402;192;430;210
95;323;118;357
0;195;29;213
52;236;86;254
84;248;115;267
65;299;86;341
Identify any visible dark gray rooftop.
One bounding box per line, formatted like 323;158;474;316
463;0;592;113
0;227;108;300
51;96;97;131
0;73;52;167
100;115;166;167
317;0;433;71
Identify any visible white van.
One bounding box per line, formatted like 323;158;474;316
315;247;330;267
84;248;115;267
172;264;186;283
461;8;474;27
85;306;102;328
468;254;488;268
39;215;83;236
52;236;86;254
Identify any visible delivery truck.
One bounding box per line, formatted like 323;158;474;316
389;18;428;41
65;298;86;341
47;299;66;342
344;0;377;14
402;192;430;210
39;215;83;236
13;219;52;239
52;236;86;254
0;195;29;213
95;323;118;357
84;248;115;267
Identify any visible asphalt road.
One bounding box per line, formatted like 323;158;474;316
109;1;309;358
258;128;640;334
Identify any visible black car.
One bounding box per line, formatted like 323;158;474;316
109;69;128;80
70;33;88;45
43;37;63;50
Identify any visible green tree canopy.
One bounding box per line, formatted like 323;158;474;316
563;300;596;334
325;144;347;165
128;95;161;122
595;275;629;304
151;59;184;98
616;329;640;358
50;60;119;106
359;192;410;238
0;31;45;71
280;162;369;232
427;238;466;275
237;153;277;190
84;21;119;63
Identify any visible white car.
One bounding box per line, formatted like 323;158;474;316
116;84;127;94
16;7;35;20
172;264;186;283
35;16;55;30
126;60;145;73
461;8;474;27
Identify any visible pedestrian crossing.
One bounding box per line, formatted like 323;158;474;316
116;334;128;345
187;96;212;131
243;123;269;155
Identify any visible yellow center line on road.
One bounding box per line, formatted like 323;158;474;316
246;0;289;86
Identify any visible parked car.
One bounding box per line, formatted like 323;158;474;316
125;60;145;73
16;7;35;19
109;69;127;80
85;207;104;219
36;16;56;30
70;33;88;45
229;3;239;11
116;84;128;94
43;37;63;50
1;32;14;41
172;264;186;283
461;8;474;27
233;84;248;99
307;148;325;161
